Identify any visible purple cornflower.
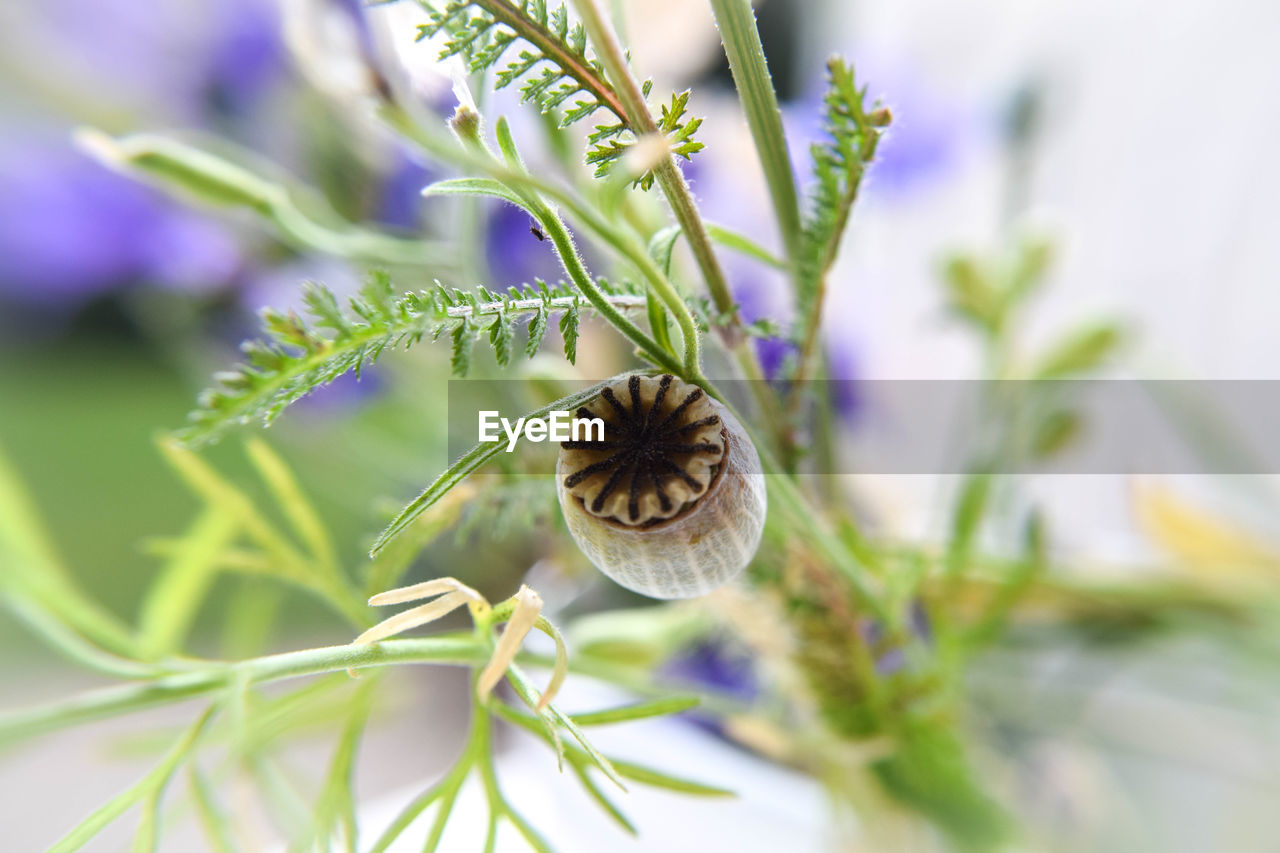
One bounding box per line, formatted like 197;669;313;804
0;147;242;310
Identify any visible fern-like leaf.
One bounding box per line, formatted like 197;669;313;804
178;273;645;447
415;0;701;188
797;58;890;323
559;300;580;364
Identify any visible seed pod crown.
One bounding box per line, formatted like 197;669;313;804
556;373;766;599
560;374;726;527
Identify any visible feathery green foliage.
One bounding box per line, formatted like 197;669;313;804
792;59;890;378
416;0;703;187
179;272;645;447
800;59;890;291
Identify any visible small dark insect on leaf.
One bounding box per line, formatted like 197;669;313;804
530;221;546;241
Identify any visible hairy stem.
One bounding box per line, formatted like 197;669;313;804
707;0;803;265
569;0;735;322
493;120;697;375
475;0;627;121
0;637;488;747
571;0;793;459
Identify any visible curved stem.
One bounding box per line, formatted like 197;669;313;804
707;0;803;265
495;119;702;377
538;198;691;376
570;0;737;324
475;0;627;122
0;636;488;747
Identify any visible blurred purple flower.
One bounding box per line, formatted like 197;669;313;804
665;639;759;700
294;368;386;414
0;148;241;307
863;603;932;676
826;334;864;422
734;276;794;381
485;201;569;288
374;148;435;230
784;57;980;204
663;638;758;735
204;0;286;116
754;336;796;380
0;0;293;316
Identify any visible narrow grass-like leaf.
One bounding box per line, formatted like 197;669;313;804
504;804;556;853
310;681;377;852
706;222;787;271
706;0;802;262
245;438;338;572
422;785;463;853
248;755;313;844
1030;323;1123;380
945;472;992;580
136;507;239;660
645;289;674;355
647;224;682;276
371;376;644;555
76;130;455;271
502;663;566;769
510;661;625;789
652;222;786;276
0;446;139;657
569;695;701;726
965;511;1049;648
3;596;157;680
158;439;310;579
423;177;526;207
367;770;461;853
567;760;636;834
188;766;238;853
608;757;735;797
48;707;214;853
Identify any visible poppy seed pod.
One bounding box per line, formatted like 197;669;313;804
556;374;767;599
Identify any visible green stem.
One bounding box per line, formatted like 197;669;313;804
539;196;691;376
493;119;701;377
570;0;736;322
47;706;216;853
0;636;487;747
569;0;793;458
386;102;690;375
706;0;803;265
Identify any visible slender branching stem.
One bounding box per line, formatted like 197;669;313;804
383;101;696;376
570;0;796;458
474;0;627;121
707;0;803;265
569;0;734;322
492;120;700;376
0;637;488;747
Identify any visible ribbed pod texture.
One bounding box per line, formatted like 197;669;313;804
556;374;766;599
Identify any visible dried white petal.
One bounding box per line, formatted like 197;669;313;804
476;585;543;702
367;577;484;607
353;590;472;646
